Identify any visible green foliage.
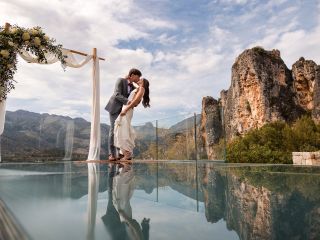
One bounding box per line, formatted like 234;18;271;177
252;46;266;54
227;116;320;164
138;127;203;160
0;24;66;101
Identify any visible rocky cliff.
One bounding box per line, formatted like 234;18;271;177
201;47;320;159
292;57;320;120
200;97;222;159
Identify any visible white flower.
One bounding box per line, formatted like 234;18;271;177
22;32;30;41
10;27;18;34
8;41;14;47
0;50;10;58
34;37;41;46
30;29;39;35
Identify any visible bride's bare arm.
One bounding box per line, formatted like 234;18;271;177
120;87;145;115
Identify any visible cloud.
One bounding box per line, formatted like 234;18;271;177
215;0;249;5
247;1;320;67
1;0;320;126
139;18;177;30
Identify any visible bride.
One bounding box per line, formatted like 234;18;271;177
114;78;150;160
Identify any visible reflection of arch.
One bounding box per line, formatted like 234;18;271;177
0;22;105;161
62;161;72;197
87;163;100;239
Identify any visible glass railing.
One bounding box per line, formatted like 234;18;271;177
132;112;226;161
0;110;227;162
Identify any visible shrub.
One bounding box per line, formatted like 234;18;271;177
227;116;320;164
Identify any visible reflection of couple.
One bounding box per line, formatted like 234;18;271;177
102;163;150;240
105;68;150;161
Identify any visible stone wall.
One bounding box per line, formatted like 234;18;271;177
292;152;320;165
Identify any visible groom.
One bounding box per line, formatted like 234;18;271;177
105;68;142;161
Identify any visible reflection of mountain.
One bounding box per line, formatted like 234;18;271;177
0;163;108;199
201;166;320;240
134;163;204;201
1;162;320;239
136;164;320;240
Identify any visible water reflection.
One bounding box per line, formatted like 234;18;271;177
87;163;100;240
101;163;150;240
196;164;320;240
1;162;320;239
129;163;320;240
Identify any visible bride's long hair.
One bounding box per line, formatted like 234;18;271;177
142;78;150;108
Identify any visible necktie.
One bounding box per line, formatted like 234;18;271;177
128;83;134;92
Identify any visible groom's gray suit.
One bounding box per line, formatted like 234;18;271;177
105;78;134;158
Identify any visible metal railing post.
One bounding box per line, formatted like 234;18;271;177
194;113;198;161
156;161;159;202
156;120;159;160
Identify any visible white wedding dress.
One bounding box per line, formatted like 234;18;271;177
114;88;137;154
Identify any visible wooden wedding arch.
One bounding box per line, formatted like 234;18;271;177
0;22;105;161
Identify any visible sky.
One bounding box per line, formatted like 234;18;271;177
1;0;320;125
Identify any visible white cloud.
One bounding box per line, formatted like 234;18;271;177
1;0;320;126
218;0;249;5
139;18;177;30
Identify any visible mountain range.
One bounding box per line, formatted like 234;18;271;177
1;110;201;161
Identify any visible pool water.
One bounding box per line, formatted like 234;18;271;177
0;161;320;240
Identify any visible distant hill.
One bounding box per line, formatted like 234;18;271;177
169;114;201;133
2;110;109;161
1;110;202;161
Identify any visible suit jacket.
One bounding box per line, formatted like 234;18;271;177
105;78;131;114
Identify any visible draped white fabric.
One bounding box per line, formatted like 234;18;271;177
114;89;137;153
0;100;6;135
0;100;5;162
0;48;101;160
87;57;101;160
18;48;93;67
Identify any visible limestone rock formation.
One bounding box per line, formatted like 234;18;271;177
200;97;222;159
223;47;303;139
292;58;317;110
201;47;320;159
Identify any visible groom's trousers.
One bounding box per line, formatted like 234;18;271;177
108;112;120;157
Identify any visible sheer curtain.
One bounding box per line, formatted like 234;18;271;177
0;101;5;135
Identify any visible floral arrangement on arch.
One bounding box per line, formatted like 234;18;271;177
0;24;66;102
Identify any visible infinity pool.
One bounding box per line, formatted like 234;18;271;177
0;161;320;240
